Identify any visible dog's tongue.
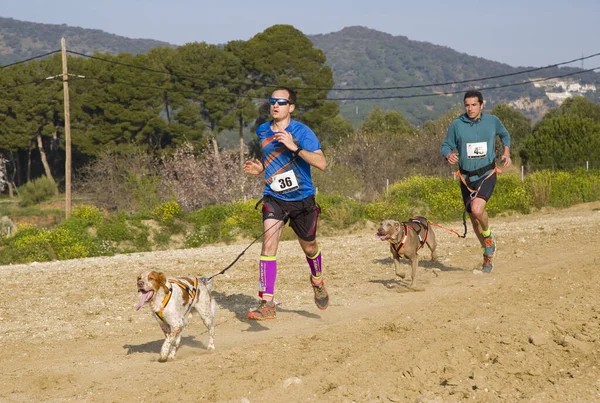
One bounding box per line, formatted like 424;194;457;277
376;234;390;241
134;290;154;311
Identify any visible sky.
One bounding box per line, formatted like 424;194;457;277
3;0;600;69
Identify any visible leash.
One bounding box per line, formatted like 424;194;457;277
430;220;466;239
206;213;287;281
431;165;501;239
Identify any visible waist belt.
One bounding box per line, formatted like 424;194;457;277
459;161;496;178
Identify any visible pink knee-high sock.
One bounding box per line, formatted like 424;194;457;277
258;256;277;299
306;249;322;278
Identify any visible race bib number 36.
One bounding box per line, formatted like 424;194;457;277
466;142;487;159
270;170;299;194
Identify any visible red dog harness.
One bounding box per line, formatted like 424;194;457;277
390;217;430;257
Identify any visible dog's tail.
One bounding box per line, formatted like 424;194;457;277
200;277;214;292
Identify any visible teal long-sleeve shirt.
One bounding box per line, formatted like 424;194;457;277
441;113;510;181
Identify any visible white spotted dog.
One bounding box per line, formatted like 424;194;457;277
135;270;217;362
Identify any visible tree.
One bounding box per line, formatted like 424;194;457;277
491;104;532;158
421;107;462;139
535;96;600;129
360;107;416;137
70;52;170;157
233;25;338;134
171;42;247;161
521;115;600;169
4;56;65;187
224;40;260;169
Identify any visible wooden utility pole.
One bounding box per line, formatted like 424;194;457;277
61;37;72;219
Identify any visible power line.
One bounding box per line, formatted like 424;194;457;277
327;66;600;101
69;66;600;102
2;49;599;101
0;50;61;69
0;79;52;91
66;49;600;92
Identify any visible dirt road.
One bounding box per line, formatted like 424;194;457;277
1;202;599;402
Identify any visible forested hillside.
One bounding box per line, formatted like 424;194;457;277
308;26;600;125
0;17;172;65
2;18;599;125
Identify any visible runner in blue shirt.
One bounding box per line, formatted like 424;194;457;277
243;87;329;320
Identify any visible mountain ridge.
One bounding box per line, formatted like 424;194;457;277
2;17;598;124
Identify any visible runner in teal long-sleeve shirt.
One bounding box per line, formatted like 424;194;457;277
441;90;512;273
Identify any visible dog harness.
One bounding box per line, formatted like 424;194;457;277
390;217;430;257
154;277;199;323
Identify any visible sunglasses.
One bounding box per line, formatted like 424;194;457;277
269;98;291;106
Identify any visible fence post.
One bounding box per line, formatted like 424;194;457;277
521;165;524;182
587;161;589;171
386;179;389;196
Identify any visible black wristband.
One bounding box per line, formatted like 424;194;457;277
294;145;303;155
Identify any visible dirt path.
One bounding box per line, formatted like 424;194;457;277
1;202;599;402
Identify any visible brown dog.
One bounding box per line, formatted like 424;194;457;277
135;270;217;362
376;216;438;288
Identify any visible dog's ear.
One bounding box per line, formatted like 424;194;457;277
394;221;401;230
149;271;168;293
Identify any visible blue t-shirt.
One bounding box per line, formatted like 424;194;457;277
256;118;321;201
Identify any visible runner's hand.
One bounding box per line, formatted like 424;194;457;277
243;159;264;175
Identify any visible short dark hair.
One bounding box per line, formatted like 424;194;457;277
273;86;296;105
464;90;483;104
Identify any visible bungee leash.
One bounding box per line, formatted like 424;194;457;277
206;213;288;281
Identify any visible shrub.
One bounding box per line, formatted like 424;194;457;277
186;204;234;243
71;204;104;227
532;169;600;208
96;212;132;242
386;175;463;221
18;176;58;207
161;144;263;211
525;170;552;208
221;199;263;238
0;226;55;264
0;224;99;264
486;174;532;216
76;149;161;213
152;201;183;224
318;195;365;228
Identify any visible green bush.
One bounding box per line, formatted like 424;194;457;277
525;170;552;208
318;195;366;228
2;169;599;266
152;201;183;224
18;176;58;207
72;204;103;226
0;226;55;264
385;175;463;221
529;169;600;208
186;204;235;243
0;224;101;264
221;200;263;238
126;173;161;215
96;212;131;242
486;174;532;216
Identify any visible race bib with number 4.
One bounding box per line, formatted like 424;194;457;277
270;170;299;193
466;142;487;159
